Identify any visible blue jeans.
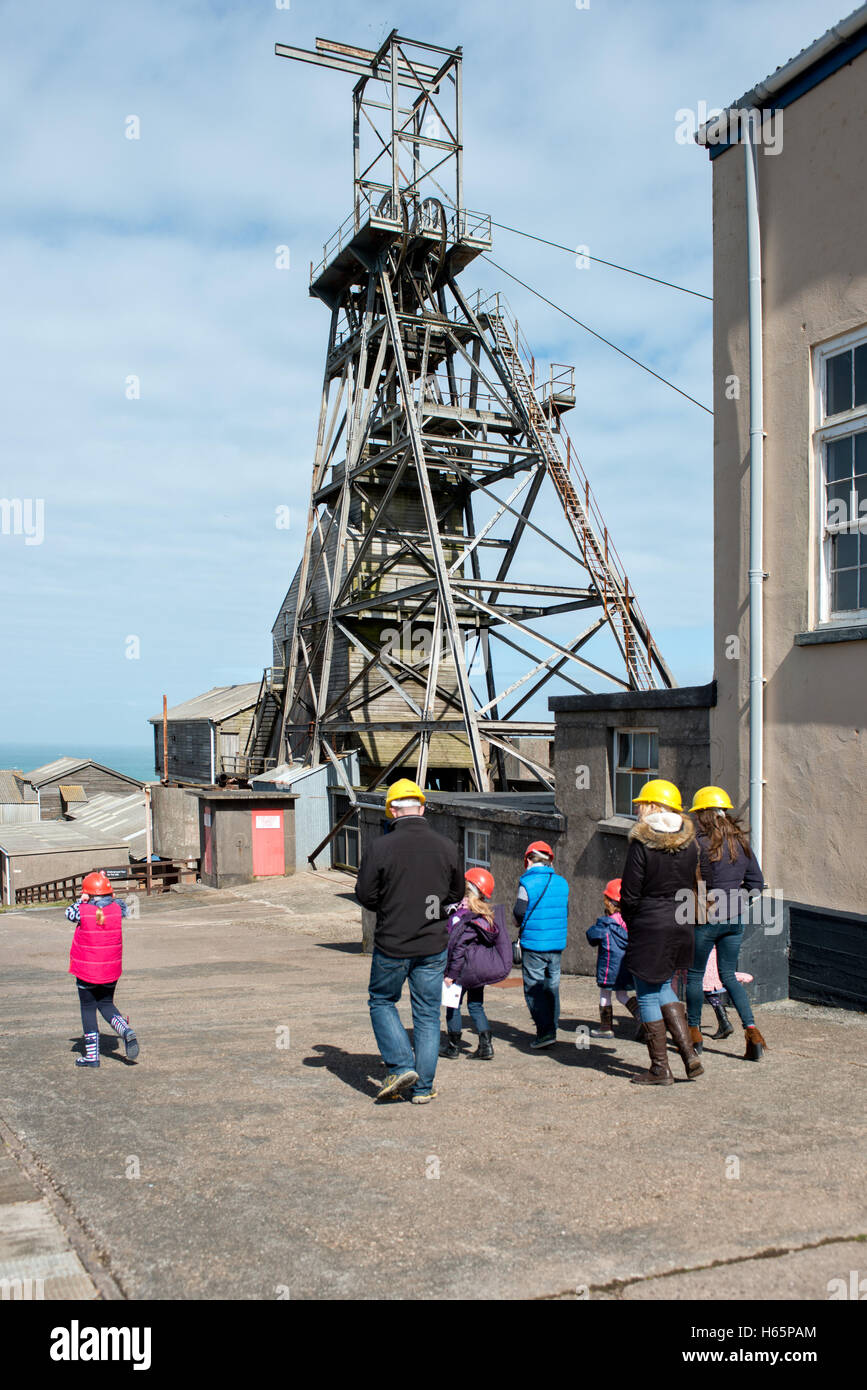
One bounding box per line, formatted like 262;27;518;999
633;975;679;1023
446;986;489;1035
368;947;447;1096
521;949;561;1037
686;918;755;1028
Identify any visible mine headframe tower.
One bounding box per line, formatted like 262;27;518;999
266;31;675;794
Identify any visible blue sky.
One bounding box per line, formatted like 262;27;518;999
0;0;852;748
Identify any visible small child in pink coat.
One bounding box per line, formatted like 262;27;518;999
702;947;753;1039
66;870;139;1068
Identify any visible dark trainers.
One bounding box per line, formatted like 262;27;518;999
411;1089;438;1105
124;1029;139;1061
375;1070;418;1101
529;1033;557;1050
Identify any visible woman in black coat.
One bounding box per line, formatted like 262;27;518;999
620;779;704;1086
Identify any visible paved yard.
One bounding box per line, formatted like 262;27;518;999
0;870;864;1301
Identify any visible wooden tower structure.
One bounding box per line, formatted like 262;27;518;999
258;31;675;794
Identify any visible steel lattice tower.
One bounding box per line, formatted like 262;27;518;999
263;32;674;795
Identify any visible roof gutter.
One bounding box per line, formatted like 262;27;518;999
696;5;867;146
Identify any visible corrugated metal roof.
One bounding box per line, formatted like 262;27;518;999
59;784;88;803
0;770;38;804
0;820;130;855
24;756;86;783
250;755;358;789
25;757;142;787
67;792;148;854
149;684;262;724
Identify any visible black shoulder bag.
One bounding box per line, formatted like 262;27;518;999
513;872;553;965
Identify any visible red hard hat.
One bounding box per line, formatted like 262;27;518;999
465;867;494;899
82;871;112;896
603;878;622;903
524;840;553;866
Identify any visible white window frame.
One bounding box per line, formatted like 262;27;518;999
612;727;659;819
811;325;867;628
463;827;491;870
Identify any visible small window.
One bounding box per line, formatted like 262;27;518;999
331;794;359;871
814;329;867;624
613;729;659;816
464;827;490;870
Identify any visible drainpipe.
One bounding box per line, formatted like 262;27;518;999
745;119;765;862
209;722;216;785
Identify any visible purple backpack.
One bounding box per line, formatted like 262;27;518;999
448;905;513;988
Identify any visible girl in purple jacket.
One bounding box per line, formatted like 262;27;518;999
66;870;139;1068
439;868;511;1061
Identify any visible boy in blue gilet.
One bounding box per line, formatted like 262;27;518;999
513;841;569;1048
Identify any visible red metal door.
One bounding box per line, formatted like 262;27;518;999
251;808;284;877
203;805;214;875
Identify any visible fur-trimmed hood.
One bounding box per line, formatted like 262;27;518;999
628;816;696;854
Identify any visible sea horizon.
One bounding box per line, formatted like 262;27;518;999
0;742;157;785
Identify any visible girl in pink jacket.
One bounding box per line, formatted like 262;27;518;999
66;871;139;1068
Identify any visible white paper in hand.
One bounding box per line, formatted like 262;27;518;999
442;981;462;1008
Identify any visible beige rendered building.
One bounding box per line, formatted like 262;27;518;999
698;7;867;1004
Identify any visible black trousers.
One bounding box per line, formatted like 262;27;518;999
75;979;120;1034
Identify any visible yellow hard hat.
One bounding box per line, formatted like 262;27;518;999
632;779;683;812
385;778;426;819
688;785;734;813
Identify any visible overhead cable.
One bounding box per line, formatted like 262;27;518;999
490;219;713;302
480;254;714;417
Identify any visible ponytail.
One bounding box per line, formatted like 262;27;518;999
694;808;752;863
465;889;494;924
95;907;105;926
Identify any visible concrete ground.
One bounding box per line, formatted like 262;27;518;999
0;869;864;1302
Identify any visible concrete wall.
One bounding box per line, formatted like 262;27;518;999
709;50;867;918
151;785;201;861
355;793;564;957
4;845;130;900
551;687;715;976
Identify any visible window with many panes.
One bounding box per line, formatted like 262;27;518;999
331;794;359;871
613;729;659;816
464;828;491;870
814;330;867;623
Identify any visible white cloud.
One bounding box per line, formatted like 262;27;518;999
0;0;850;740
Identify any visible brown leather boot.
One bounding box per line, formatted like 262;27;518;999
661;1002;704;1079
743;1024;767;1061
625;995;647;1041
630;1019;674;1085
688;1025;704;1055
591;1004;614;1038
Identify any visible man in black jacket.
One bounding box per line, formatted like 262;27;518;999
356;779;463;1104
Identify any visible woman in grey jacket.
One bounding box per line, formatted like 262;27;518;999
686;786;768;1061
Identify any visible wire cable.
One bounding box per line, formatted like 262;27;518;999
480;254;714;416
490;219;712;302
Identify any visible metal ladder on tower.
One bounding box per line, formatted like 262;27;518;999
488;311;656;690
